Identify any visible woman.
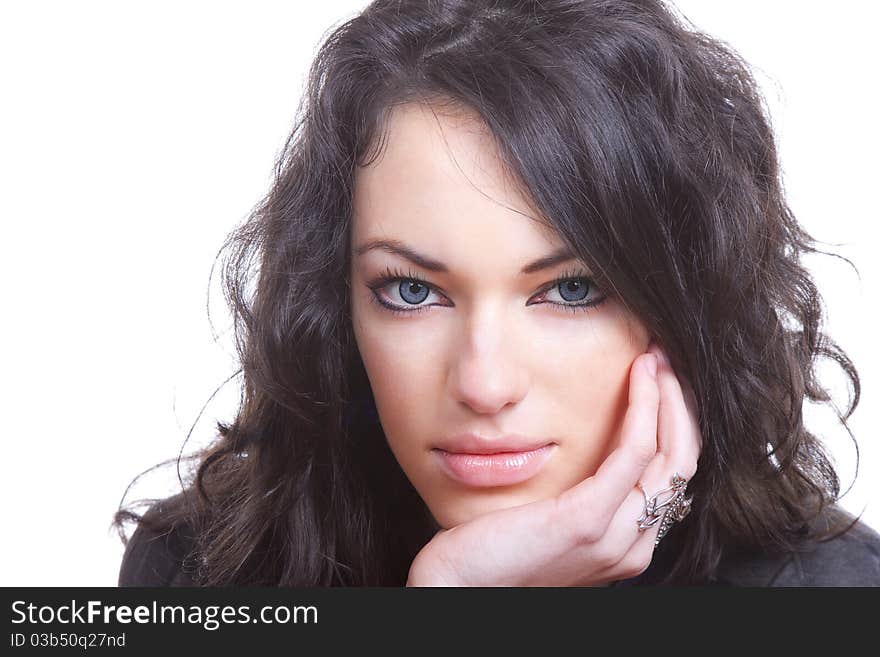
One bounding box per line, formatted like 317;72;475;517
114;0;880;586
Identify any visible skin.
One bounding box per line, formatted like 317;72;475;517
349;101;655;531
407;343;700;585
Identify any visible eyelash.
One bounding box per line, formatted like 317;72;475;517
365;265;608;318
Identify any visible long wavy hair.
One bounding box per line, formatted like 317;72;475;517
113;0;862;586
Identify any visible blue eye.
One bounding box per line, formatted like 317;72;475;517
398;279;430;305
549;279;590;303
530;270;606;314
365;266;608;317
367;273;443;315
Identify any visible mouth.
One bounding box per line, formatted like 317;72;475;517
431;444;557;488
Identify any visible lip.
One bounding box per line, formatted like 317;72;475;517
432;442;557;488
436;433;555;455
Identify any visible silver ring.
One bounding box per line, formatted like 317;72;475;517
636;472;693;546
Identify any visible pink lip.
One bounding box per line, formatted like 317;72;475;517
433;444;557;487
436;433;554;454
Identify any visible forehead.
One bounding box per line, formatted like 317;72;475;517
351;102;565;266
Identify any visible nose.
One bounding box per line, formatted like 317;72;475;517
447;310;529;415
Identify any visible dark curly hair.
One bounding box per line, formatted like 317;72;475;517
113;0;862;585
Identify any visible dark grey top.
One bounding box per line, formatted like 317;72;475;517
118;503;880;587
711;517;880;586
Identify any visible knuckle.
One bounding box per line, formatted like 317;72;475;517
592;541;624;570
619;546;654;579
573;517;605;546
630;441;656;469
554;488;607;547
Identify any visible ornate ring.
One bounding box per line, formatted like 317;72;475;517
636;472;693;546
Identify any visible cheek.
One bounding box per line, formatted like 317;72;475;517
552;352;630;481
351;307;440;440
538;308;648;486
354;328;443;505
363;346;435;430
549;313;641;413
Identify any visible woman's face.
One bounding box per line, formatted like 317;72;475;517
350;102;651;529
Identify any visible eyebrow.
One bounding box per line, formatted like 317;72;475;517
354;238;577;275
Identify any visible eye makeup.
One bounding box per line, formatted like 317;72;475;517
364;265;608;317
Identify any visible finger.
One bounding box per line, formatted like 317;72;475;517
648;341;702;452
680;378;702;451
646;342;701;472
606;469;694;582
592;343;702;581
590;482;662;581
566;352;659;534
592;466;693;583
624;343;699;550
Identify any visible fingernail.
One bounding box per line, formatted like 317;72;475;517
644;354;658;378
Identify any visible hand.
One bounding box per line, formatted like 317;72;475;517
406;341;702;586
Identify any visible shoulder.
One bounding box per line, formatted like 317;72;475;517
118;494;200;587
715;506;880;587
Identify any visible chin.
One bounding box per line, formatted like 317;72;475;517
428;486;551;529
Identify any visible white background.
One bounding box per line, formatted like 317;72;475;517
1;1;877;586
